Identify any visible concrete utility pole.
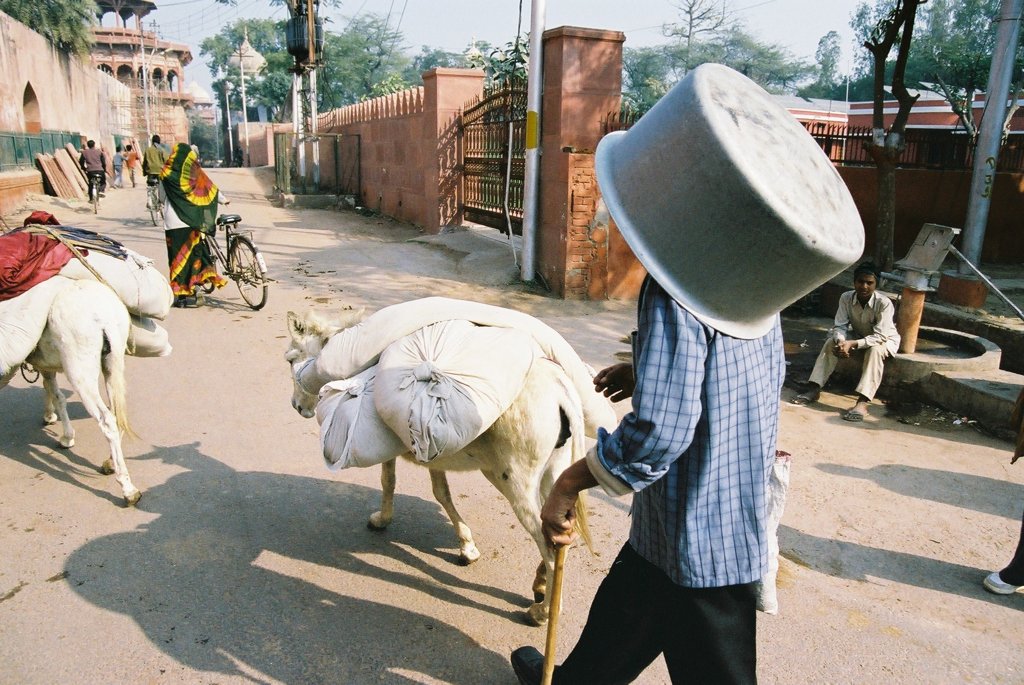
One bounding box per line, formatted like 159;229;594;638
959;0;1023;271
520;0;546;282
224;81;235;165
293;71;304;182
307;0;320;189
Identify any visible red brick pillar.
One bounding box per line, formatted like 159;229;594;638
422;68;485;234
536;26;625;298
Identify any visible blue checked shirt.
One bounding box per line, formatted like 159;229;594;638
586;277;785;588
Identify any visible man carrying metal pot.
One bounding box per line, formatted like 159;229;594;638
511;64;866;684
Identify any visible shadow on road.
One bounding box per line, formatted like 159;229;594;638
817;462;1022;520
780;525;1024;609
58;444;523;684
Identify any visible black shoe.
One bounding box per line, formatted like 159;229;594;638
511;646;545;685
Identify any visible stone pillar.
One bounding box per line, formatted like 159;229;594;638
536;26;625;297
422;68;485;234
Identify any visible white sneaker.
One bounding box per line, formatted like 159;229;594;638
983;571;1022;595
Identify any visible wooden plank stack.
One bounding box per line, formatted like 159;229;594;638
33;149;88;200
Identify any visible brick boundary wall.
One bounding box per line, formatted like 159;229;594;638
298;24;1023;304
563;155;607;299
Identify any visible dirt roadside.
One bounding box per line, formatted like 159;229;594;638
0;169;1021;684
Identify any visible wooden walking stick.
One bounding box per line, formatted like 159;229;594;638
541;544;568;685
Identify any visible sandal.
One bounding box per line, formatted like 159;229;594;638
791;393;817;406
843;409;866;422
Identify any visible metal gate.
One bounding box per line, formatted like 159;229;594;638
460;80;527;234
274;131;360;197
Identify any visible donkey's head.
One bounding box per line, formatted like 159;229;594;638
285;307;365;417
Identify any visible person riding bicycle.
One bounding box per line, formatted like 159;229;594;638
78;140;107;200
142;134;169;208
160;142;229;308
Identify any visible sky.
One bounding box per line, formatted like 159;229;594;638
142;0;865;98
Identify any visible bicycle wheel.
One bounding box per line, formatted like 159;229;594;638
148;189;159;226
228;235;268;310
92;181;99;214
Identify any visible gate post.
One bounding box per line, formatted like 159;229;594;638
536;27;625;298
422;68;485;234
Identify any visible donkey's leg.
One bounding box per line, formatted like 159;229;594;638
481;466;553;626
427;469;480;565
61;345;140;506
41;371;75;448
368;458;397;530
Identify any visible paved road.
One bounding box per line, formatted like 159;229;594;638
0;169;1021;684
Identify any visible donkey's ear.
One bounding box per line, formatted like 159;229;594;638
286;311;305;338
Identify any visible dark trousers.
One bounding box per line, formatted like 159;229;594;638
999;507;1024;586
86;170;106;198
554;543;757;684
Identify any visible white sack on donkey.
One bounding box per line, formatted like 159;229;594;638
296;296;616;437
316;367;407;470
374;320;538;463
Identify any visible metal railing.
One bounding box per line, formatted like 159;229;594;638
0;130;79;172
273;132;360;198
802;123;1024;172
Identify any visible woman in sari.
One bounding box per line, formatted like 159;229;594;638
160;143;229;308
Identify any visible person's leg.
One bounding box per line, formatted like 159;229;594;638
996;507;1024;586
662;583;758;685
795;339;836;403
846;346;888;419
551;544;667;684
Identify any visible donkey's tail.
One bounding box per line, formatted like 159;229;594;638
103;318;136;440
556;361;595;555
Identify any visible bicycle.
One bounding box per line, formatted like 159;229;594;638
86;172;103;214
198;213;269;310
146;175;164;226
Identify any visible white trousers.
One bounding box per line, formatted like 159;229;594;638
808;340;894;401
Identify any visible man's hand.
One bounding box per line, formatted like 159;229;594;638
594;362;635;402
541;479;579;547
833;340;857;358
541;460;598;547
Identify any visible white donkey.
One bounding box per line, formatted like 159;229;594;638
286;308;591;626
4;279;141;506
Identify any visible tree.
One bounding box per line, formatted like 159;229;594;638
910;0;1023;137
465;37;528;86
404;46;467;82
857;0;928;272
188;112;220;161
622;46;674;113
200;19;291;121
0;0;96;56
693;25;813;93
799;31;845;99
662;0;732;73
316;14;411;108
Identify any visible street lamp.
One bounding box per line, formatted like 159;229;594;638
228;31;266;167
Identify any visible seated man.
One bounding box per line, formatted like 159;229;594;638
793;261;900;421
